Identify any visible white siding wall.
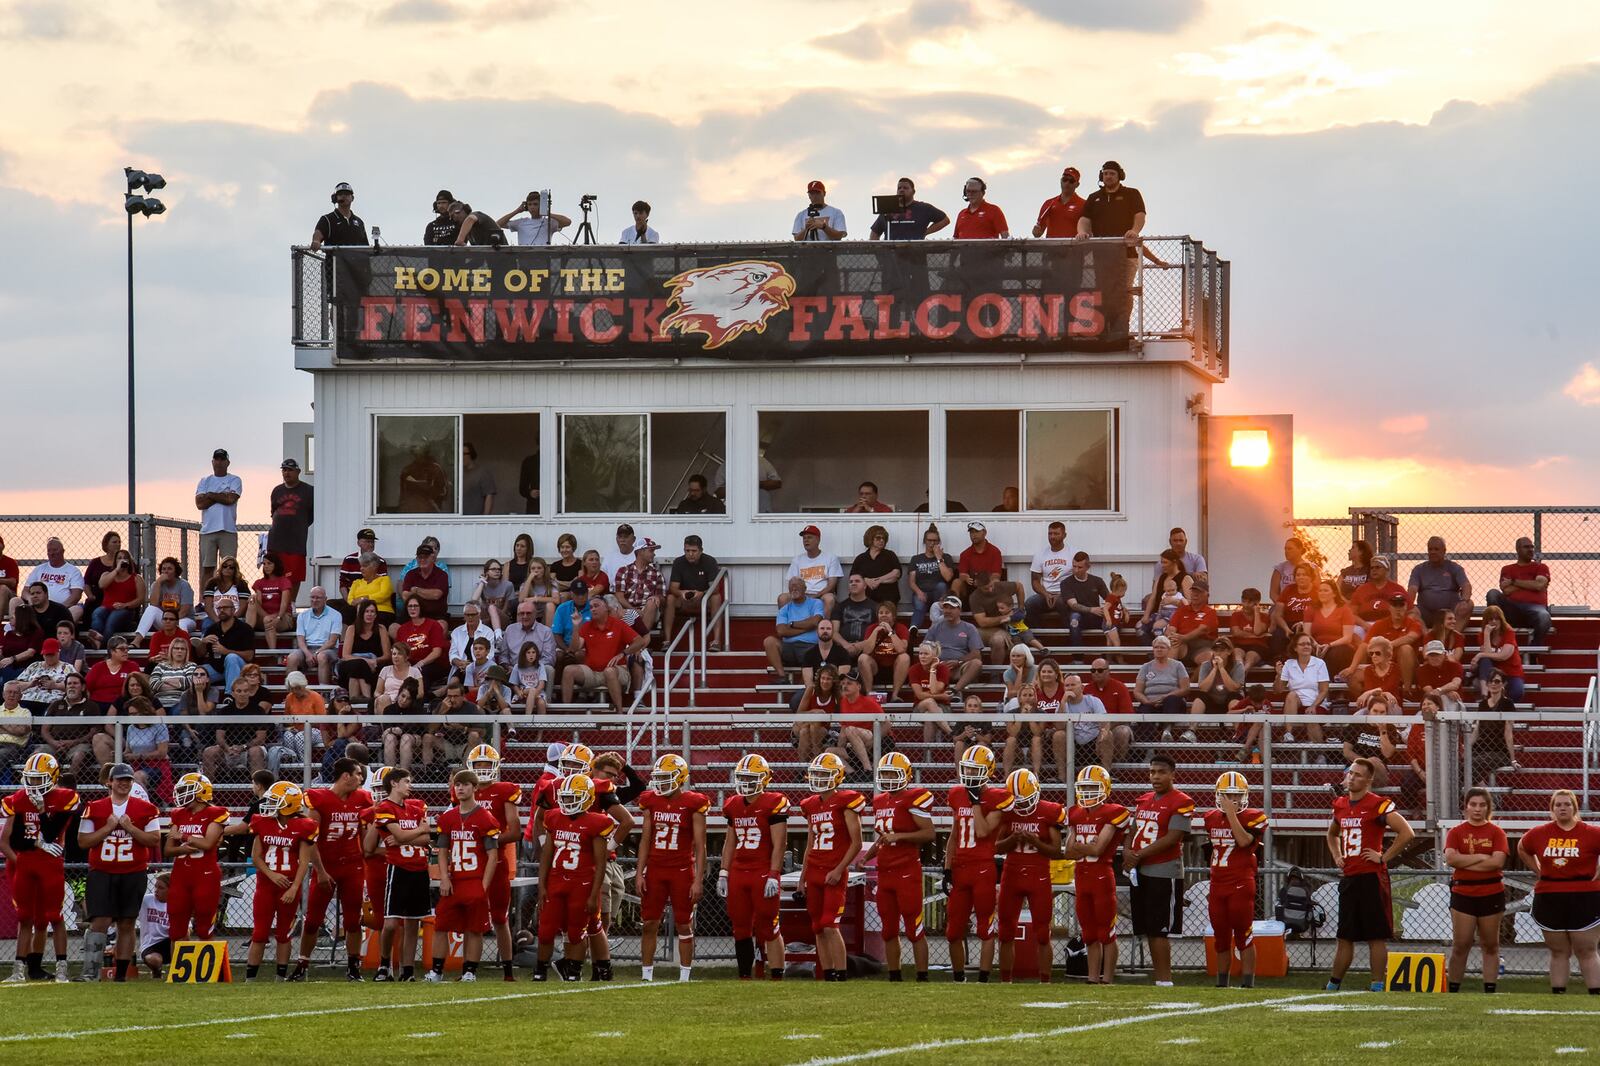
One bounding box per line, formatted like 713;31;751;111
308;357;1211;608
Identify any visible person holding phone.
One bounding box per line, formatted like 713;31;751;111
499;190;570;246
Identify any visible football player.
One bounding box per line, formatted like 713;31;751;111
942;744;1012;983
1205;770;1267;988
861;751;935;982
588;750;643;982
534;773;615;982
1065;764;1129;984
637;753;709;983
719;753;790;980
799;752;865;982
77;762;162;982
247;781;323;981
996;768;1065;983
467;743;523;981
1326;756;1414;992
1;752;80;982
432;768;501;983
1124;754;1195;987
165;772;229;942
367;767;433;981
359;766;395;933
297;756;374;981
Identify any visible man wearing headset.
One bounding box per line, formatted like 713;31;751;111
311;182;368;250
1075;161;1146;332
952;177;1009;239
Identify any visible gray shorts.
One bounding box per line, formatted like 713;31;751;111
198;530;238;570
601;860;626;916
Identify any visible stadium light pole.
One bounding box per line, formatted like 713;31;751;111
124;166;167;523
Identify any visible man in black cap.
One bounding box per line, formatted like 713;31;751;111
268;458;314;602
311;182;368;250
1075;161;1146;337
424;190;459;245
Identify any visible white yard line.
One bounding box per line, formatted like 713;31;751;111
787;991;1342;1066
0;982;671;1043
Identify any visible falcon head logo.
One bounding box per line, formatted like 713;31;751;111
661;260;796;350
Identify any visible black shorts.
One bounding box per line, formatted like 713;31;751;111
1337;871;1393;942
143;938;172;962
87;869;148;920
1130;874;1183;937
1532;890;1600;933
779;643;810;668
1450;890;1506;918
385;866;434;920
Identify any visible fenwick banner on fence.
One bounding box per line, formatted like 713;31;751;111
329;241;1133;361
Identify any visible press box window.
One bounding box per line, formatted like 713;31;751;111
756;410;929;513
559;411;727;514
945;409;1119;513
374;415;458;515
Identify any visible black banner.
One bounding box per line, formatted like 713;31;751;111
331;240;1132;361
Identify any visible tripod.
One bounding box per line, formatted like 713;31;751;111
575;198;598;245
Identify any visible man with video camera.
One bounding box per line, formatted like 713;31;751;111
499;190;572;246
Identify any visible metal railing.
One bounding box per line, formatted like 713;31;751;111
0;514;273;588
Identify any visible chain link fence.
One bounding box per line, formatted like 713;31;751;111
0;515;270;593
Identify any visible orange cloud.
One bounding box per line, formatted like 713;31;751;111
1563;362;1600;406
1293;437;1572;516
0;469;278;525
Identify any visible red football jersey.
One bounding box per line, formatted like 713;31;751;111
1;787;81;847
800;789;866;874
81;796;161;873
1000;800;1066;879
723;792;790;873
639;789;710;871
373;797;431;871
305;787;373;868
169;804;230;871
544;809;614;884
535;774;615;810
1203;807;1267;886
1067;802;1129;883
1521;820;1600;892
437;805;501;895
523;771;559;841
1331;791;1397;876
250;814;319;877
871;789;935;876
947;785;1015;869
475;781;523;835
1129;789;1196;865
1445;820;1507;896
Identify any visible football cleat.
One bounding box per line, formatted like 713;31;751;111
1075;765;1112;808
958;745;996;788
259;780;305;818
806;752;846;793
22;752;59;805
423;970;442;983
466;744;502;783
875;751;913;793
732;753;772;797
1215;770;1250;809
650;753;689;795
459;971;477;982
557;743;596;776
370;766;395;800
1005;768;1041;815
557;773;597;816
174;771;214;808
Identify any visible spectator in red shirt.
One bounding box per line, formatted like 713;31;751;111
1349;636;1403;714
1085;656;1134;763
398;543;449;622
1269;563;1317;661
1032;167;1085;238
1228;587;1271;669
952;177;1009;239
1166;580;1219;667
1303;579;1360;679
561;598;646;710
830;668;882;774
1416;640;1465;711
1357;592;1425;688
247;552;295;650
842;481;893;514
1349;556;1408;624
1485;537;1552;646
394;592;449;692
85;636;142;708
0;533;19;621
951;522;1004;603
1469;606;1525;701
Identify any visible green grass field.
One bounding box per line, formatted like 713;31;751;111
1;971;1596;1064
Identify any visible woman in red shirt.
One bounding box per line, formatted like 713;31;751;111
393;593;448;691
90;549;146;642
85;635;143;708
578;550;610;598
1444;787;1507;993
1350;635;1404;713
248;552;295;649
908;641;952;745
1517;789;1600;994
1303;579;1359;679
795;662;841;765
1470;605;1525;702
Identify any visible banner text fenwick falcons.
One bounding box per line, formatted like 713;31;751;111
330;242;1133;361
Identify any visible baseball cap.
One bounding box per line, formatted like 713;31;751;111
940;595;963;609
331;687;351;702
636;538;660;553
108;763;136;781
799;524;821;538
966;521;986;532
1062;166;1081;181
434;189;454;203
807;180;826;194
41;638;60;655
1423;640;1447;656
415;542;436;556
280;458;300;470
1388;593;1407;606
357;528;377;541
485;665;510;683
333;181;354;196
570;579;589;593
212;448;229;460
1371;556;1391;570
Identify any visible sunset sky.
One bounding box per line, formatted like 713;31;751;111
2;0;1597;521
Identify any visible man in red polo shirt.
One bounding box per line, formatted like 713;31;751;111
951;522;1005;602
560;597;646;709
1032;167;1085;238
1349;557;1408;623
953;177;1009;239
1486;537;1552;645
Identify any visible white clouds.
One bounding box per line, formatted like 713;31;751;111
1563;362;1600;406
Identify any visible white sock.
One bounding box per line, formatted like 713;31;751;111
1155;980;1174;987
679;965;692;982
640;965;654;982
